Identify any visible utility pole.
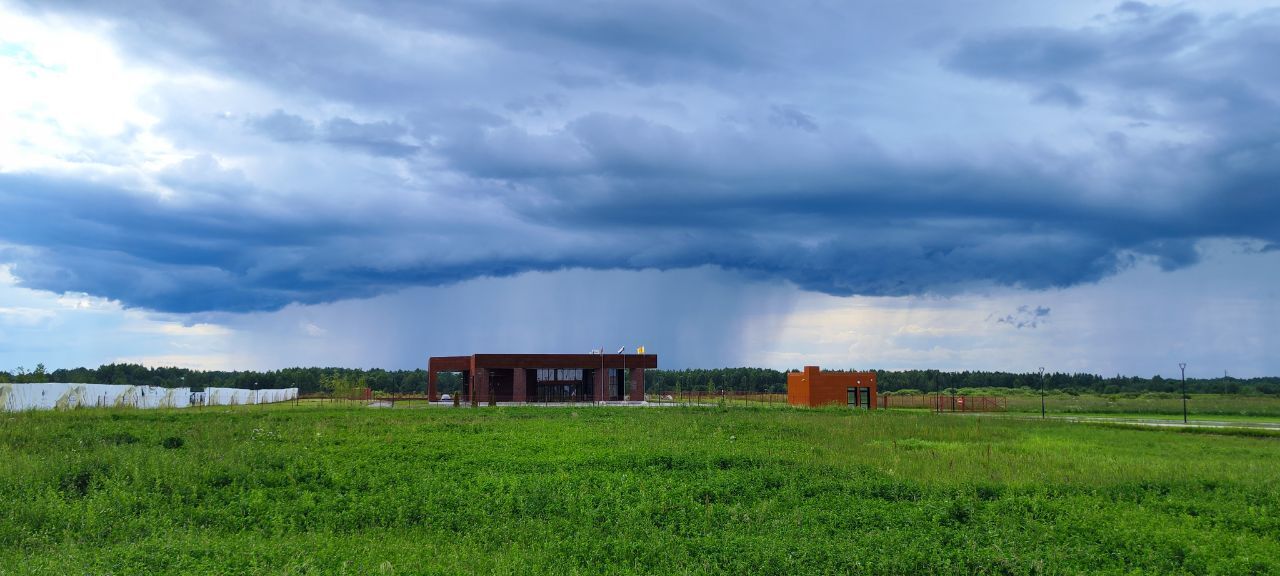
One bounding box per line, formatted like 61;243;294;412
1179;362;1188;424
1039;367;1045;419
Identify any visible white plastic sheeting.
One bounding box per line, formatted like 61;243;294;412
204;387;298;406
0;383;298;411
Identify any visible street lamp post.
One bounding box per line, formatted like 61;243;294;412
1179;362;1188;424
597;347;605;406
618;346;627;402
937;373;941;413
1039;367;1045;419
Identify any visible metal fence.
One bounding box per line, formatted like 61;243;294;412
647;390;789;406
880;394;1006;412
345;390;791;406
289;389;1013;412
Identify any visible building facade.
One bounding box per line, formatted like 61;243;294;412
427;353;656;404
787;365;877;409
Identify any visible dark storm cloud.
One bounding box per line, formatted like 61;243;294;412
0;173;592;313
1032;83;1085;108
248;110;315;142
0;173;365;312
248;111;418;157
16;0;764;107
947;28;1105;81
945;6;1275;129
943;4;1280;240
769;106;820;132
2;1;1278;314
321;117;419;157
461;0;759;81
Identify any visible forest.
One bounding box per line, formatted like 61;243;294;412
3;363;1278;396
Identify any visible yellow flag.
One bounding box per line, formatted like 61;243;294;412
636;346;646;354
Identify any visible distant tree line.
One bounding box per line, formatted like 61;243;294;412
0;364;426;395
871;369;1280;396
2;363;1277;396
649;368;1280;396
647;368;788;394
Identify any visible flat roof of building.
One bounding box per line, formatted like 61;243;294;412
428;353;657;371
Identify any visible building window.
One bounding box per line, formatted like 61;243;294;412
536;369;583;381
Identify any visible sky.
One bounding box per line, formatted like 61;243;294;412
0;0;1277;377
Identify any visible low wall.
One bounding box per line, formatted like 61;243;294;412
0;383;298;411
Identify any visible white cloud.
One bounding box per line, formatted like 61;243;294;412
110;354;240;371
55;292;116;311
123;321;235;337
0;306;55;326
301;322;327;337
0;9;169;175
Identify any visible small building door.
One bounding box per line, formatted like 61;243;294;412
847;387;870;409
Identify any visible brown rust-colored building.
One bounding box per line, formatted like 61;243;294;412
787;365;877;408
427;353;656;403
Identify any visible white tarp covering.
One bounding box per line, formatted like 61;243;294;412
0;383;298;411
202;387;295;406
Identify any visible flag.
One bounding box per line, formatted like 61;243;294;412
637;346;646;354
616;346;626;354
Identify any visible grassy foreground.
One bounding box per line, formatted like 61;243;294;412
2;405;1279;575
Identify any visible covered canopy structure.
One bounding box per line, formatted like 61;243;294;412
428;353;657;404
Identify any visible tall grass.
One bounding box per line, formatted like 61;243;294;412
1;404;1277;574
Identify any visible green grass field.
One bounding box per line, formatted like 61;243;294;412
3;405;1279;574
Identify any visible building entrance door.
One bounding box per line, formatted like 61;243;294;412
847;387;870;409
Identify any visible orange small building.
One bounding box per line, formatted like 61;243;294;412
787;366;877;408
